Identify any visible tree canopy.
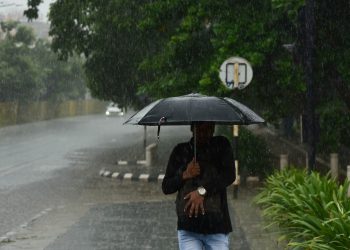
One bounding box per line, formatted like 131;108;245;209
24;0;350;152
0;21;86;103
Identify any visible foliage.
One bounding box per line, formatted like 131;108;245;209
138;0;305;122
317;101;350;154
0;20;19;34
23;1;350;150
270;0;350;151
24;0;306;118
0;27;41;102
24;0;43;20
255;168;350;249
32;40;86;102
238;127;274;178
0;21;86;103
46;0;154;107
216;125;273;179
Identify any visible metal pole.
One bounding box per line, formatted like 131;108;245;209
304;0;316;173
232;125;239;199
143;125;147;158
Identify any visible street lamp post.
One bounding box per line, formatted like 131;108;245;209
304;0;316;173
283;1;317;173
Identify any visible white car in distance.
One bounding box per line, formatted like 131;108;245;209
105;102;124;116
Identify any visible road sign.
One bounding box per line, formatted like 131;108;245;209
219;57;253;90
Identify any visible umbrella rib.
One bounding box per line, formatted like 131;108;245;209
221;98;248;124
123;98;164;125
142;98;167;125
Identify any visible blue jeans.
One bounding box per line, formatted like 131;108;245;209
178;230;229;250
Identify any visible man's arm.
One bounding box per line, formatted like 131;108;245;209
162;146;200;195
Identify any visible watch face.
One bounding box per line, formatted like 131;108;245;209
198;187;206;195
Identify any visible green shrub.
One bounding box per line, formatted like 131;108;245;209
238;127;273;179
255;168;350;249
318;102;350;154
215;125;273;180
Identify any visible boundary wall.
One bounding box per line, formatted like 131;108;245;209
0;99;107;127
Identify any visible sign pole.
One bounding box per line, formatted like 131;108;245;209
232;125;240;198
232;63;240;198
219;56;253;199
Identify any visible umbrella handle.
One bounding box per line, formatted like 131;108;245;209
157;117;166;140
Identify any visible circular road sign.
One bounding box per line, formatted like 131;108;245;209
219;57;253;90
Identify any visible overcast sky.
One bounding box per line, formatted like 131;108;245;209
0;0;55;22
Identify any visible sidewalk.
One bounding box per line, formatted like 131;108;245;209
92;126;285;249
229;186;284;250
4;126;285;250
40;183;283;250
0;123;289;250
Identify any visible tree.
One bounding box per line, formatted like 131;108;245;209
46;0;154;107
0;22;41;102
270;0;350;151
24;0;350;151
0;21;86;103
31;40;86;102
138;0;350;151
139;0;305;121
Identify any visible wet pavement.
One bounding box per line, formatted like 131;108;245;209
39;183;281;250
0;119;284;250
44;193;251;250
46;200;179;250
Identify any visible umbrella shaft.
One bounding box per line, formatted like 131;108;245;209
194;126;196;163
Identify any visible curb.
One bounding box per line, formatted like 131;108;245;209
99;169;164;182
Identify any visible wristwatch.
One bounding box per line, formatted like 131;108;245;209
197;186;207;196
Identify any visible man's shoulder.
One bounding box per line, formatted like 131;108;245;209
173;141;191;152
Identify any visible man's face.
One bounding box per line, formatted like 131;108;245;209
193;123;215;145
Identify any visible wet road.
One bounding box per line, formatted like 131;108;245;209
0;114;193;249
0;114;252;249
0;114;145;238
0;114;143;187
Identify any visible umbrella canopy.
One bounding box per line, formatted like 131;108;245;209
124;93;265;126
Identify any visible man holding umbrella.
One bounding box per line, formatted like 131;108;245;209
162;122;235;250
124;93;264;249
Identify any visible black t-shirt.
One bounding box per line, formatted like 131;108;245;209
162;136;235;234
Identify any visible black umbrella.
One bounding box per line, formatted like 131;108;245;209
124;93;264;126
124;93;265;161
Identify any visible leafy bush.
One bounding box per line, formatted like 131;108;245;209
318;102;350;154
215;125;273;180
255;168;350;249
238;127;273;179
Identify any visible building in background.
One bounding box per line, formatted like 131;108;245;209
0;0;52;39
